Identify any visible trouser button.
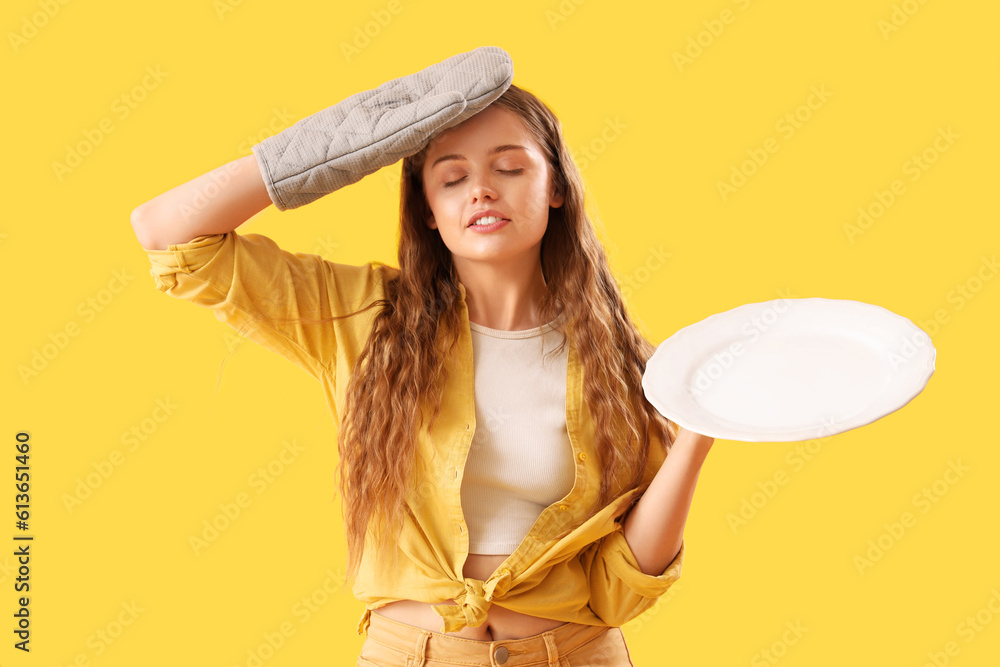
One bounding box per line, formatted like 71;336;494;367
494;645;509;663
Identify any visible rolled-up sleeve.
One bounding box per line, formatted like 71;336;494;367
142;230;388;381
578;521;684;626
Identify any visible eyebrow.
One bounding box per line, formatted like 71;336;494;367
430;144;529;170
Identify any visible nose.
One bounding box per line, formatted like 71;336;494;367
469;170;499;202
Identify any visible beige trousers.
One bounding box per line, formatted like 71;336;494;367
357;611;637;667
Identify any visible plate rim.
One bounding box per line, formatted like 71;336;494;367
642;298;937;442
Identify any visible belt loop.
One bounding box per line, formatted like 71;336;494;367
543;632;560;667
411;629;430;667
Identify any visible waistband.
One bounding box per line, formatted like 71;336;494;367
363;610;614;665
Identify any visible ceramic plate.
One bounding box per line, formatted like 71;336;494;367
642;298;936;442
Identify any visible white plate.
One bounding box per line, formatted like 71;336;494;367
642;298;936;442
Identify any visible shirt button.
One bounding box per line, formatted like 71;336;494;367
558;504;568;511
578;452;588;462
494;646;509;663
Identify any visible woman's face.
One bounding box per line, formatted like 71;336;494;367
420;105;564;269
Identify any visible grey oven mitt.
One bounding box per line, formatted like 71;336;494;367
251;45;514;211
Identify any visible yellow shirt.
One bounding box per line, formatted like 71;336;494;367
141;230;684;636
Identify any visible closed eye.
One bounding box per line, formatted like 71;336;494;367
444;169;524;188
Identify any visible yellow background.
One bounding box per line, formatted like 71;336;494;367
3;0;998;664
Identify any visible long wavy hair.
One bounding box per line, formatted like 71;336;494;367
334;83;679;583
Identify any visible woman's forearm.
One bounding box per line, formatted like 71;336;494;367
131;153;272;250
621;427;714;575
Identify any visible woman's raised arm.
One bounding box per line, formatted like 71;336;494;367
130;153;272;251
131;46;514;251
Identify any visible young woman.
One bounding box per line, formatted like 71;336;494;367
132;51;714;666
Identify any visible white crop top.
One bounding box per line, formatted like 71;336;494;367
460;313;576;555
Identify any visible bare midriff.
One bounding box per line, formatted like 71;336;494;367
371;553;569;641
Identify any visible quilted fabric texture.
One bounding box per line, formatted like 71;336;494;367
251;45;514;211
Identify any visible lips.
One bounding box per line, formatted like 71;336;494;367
468;209;510;227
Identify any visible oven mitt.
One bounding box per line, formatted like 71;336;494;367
251;45;514;211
